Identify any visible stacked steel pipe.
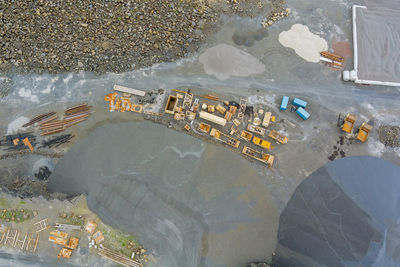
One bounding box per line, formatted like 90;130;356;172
28;103;92;136
63;103;92;129
39;118;66;136
41;134;74;149
65;102;91;115
22;112;57;128
21;103;92;136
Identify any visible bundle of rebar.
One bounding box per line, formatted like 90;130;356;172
39;119;66;136
22;112;56;127
38;103;92;136
65;102;91;116
41;134;74;149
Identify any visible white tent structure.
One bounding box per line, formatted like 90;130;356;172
344;2;400;87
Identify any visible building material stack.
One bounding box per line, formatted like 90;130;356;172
320;51;344;69
39;103;91;136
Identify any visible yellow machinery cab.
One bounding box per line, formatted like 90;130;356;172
268;130;288;144
356;122;373;142
252;136;271;150
342;114;356;133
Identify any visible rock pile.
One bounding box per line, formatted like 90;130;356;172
261;7;291;28
217;0;269;17
0;0;219;74
0;77;13;98
378;125;400;147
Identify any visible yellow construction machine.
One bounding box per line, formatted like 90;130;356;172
356;122;373;142
338;113;356;133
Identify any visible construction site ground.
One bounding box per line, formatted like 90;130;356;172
0;0;399;266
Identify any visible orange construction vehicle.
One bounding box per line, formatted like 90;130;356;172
93;231;105;244
339;113;357;133
356;122;373;142
104;92;118;112
240;130;253;142
242;146;275;167
210;128;240;148
85;221;97;234
66;237;79;249
48;236;67;246
58;248;72;259
198;123;211;133
268;130;288;144
50;231;68;239
252;136;271;150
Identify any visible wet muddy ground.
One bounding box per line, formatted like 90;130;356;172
0;0;399;266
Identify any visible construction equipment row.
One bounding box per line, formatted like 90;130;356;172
159;90;288;168
103;86;292;168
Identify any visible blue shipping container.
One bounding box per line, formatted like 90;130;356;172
296;107;310;120
280;96;289;110
292;98;307;108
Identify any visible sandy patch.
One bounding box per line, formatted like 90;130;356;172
199;44;265;80
279;24;328;63
332;39;352;65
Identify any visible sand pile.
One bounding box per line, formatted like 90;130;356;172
199;44;265;80
278;24;327;63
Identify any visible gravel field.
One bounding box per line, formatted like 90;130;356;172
0;0;278;74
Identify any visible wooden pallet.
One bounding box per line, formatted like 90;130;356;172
98;246;141;267
4;229;18;247
25;233;39;252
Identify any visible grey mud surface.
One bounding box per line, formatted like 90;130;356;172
356;0;400;83
1;0;400;266
49;122;279;267
276;156;400;267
